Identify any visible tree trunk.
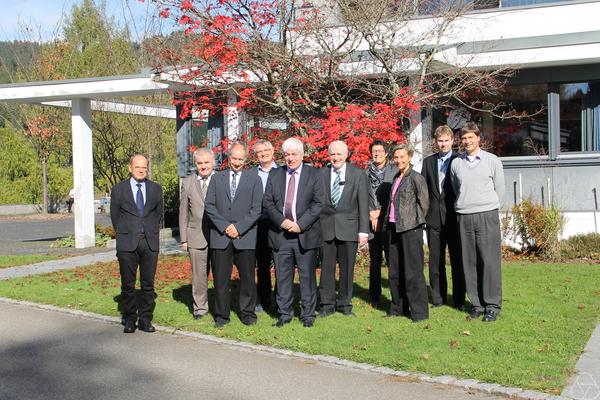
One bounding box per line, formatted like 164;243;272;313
41;158;48;214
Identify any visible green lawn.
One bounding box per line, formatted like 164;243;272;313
0;254;598;394
0;254;65;269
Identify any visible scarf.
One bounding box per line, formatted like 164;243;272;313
368;161;386;191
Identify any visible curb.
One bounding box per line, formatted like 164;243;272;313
0;296;569;400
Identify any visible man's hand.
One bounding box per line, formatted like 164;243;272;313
225;224;240;238
280;219;293;230
288;222;301;233
181;242;188;251
358;235;368;247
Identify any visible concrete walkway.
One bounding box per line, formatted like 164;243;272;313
0;247;597;399
0;299;504;400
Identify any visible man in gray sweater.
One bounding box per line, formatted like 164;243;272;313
450;122;505;322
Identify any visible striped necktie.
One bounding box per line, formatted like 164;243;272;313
331;170;341;207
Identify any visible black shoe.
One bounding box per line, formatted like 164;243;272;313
431;303;443;308
214;319;229;328
341;310;356;317
467;309;484;320
303;319;314;328
369;301;379;308
138;321;156;333
273;318;291;328
123;320;136;333
319;309;334;318
242;318;257;326
483;310;498;322
193;314;204;320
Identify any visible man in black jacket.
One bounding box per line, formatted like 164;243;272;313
421;125;465;309
110;154;163;334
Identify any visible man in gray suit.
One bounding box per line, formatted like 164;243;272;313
319;140;369;317
179;148;215;320
205;142;263;328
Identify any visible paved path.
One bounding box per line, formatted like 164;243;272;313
0;214;112;255
0;301;505;400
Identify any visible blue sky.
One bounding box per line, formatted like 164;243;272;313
0;0;168;42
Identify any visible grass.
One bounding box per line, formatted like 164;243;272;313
0;254;66;269
0;254;598;394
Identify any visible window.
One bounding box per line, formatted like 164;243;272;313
471;84;548;157
559;81;600;152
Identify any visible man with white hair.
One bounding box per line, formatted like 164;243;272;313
179;148;215;321
262;137;325;328
319;140;369;317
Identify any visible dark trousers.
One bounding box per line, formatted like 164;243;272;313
458;210;502;314
427;223;465;308
117;235;159;324
368;231;389;305
387;227;429;321
319;239;358;313
256;220;273;308
273;236;317;322
211;243;257;324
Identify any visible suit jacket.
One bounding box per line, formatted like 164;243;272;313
179;173;211;249
110;178;163;252
321;163;369;242
421;152;458;230
204;168;263;250
262;164;324;251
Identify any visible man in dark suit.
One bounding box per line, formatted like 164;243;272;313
263;137;324;328
179;148;215;320
205;142;263;328
110;154;163;334
421;125;465;309
319;140;369;317
253;139;278;312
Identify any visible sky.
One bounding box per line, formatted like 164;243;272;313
0;0;169;42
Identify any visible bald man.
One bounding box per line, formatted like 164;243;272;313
319;140;369;317
110;154;164;334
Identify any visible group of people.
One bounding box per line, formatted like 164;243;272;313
110;121;505;333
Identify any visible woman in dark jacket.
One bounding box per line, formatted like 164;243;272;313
382;144;430;322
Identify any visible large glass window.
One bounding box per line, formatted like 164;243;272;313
460;84;548;157
560;81;600;152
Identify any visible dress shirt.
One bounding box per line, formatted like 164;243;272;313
285;163;303;222
196;171;214;185
258;162;278;191
129;177;146;205
437;151;452;192
463;149;482;168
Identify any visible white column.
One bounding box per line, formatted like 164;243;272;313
409;106;427;173
225;90;239;141
71;98;95;248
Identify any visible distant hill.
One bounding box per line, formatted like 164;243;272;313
0;41;40;84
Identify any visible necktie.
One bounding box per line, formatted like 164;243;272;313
439;158;448;193
200;178;208;199
230;172;237;199
284;171;295;221
135;183;144;216
331;170;341;207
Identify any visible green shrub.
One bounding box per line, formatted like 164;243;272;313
53;224;115;248
509;198;565;261
561;232;600;261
